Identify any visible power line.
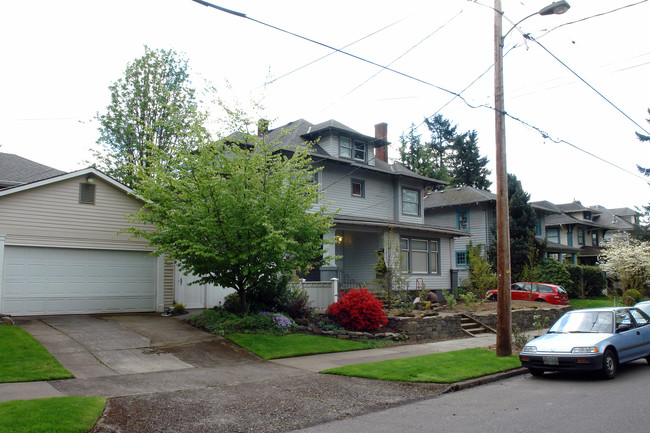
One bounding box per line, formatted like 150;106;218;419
538;0;648;37
319;10;464;113
258;15;412;89
192;0;648;188
524;33;650;137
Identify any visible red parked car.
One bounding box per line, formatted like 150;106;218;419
485;282;569;305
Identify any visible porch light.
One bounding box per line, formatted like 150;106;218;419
335;235;343;244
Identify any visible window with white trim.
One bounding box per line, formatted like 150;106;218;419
402;187;421;216
339;136;352;159
353;141;366;161
400;237;440;274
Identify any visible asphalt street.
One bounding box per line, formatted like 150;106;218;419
293;359;650;433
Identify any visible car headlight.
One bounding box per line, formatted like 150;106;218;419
522;345;537;353
571;347;599;354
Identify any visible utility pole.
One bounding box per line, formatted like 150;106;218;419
494;0;512;357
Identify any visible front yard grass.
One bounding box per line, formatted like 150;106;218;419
0;325;73;382
321;347;521;383
0;397;106;433
226;333;392;360
570;296;622;309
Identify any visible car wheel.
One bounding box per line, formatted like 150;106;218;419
489;294;497;302
528;368;544;377
534;298;546;303
601;349;617;380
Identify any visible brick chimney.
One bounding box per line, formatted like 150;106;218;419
374;122;388;163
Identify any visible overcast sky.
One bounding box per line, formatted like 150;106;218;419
1;0;648;210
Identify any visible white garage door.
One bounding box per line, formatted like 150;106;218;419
2;246;157;316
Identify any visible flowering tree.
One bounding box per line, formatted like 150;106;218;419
598;237;650;293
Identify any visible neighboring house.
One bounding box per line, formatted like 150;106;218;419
0;152;65;189
533;200;619;265
424;186;496;283
589;205;641;241
0;164;175;316
218;119;470;300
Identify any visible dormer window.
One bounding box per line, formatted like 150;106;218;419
339;136;352;159
353;141;366;161
339;136;367;162
583;211;592;220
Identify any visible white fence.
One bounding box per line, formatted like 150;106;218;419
300;278;338;312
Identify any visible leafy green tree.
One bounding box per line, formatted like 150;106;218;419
126;119;334;313
449;130;491;190
94;46;209;188
463;243;497;299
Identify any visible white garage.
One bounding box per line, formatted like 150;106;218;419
0;166;174;316
2;246;157;315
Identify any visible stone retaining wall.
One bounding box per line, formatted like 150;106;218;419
386;315;466;341
305;306;572;341
473;306;572;331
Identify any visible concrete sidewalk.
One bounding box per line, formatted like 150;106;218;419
271;333;499;372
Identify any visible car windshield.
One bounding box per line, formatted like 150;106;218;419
549;311;613;334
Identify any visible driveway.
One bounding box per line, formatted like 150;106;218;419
8;314;456;432
17;314;243;378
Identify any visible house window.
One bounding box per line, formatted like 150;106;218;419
536;215;542;236
400;237;440;274
402;187;421;216
339;136;352;159
351;179;365;198
457;209;469;231
79;183;96;205
567;228;573;247
592;232;599;247
577;228;585;245
456;251;468;267
583;211;592;221
353;141;366;162
547;228;560;244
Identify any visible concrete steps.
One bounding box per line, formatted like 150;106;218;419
460;314;496;336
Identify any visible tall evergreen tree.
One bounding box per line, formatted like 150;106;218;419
488;174;544;280
423;114;456;185
449;130;492;190
398;126;432;176
93;46;209;188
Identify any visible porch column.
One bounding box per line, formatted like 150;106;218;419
320;227;338;281
572;253;578;265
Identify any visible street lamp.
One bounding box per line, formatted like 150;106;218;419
494;0;569;357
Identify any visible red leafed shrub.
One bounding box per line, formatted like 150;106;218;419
326;288;387;331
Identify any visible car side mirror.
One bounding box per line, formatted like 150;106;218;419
616;324;632;333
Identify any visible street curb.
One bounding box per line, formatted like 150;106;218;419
443;367;528;393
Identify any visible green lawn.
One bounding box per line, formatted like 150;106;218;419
0;325;73;382
226;333;391;360
570;297;623;309
321;348;521;383
0;397;106;433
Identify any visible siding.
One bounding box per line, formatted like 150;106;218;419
0;177;151;250
321;163;395;220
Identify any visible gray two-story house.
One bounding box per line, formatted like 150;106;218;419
257;119;470;294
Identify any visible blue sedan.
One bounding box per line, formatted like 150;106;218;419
519;307;650;379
